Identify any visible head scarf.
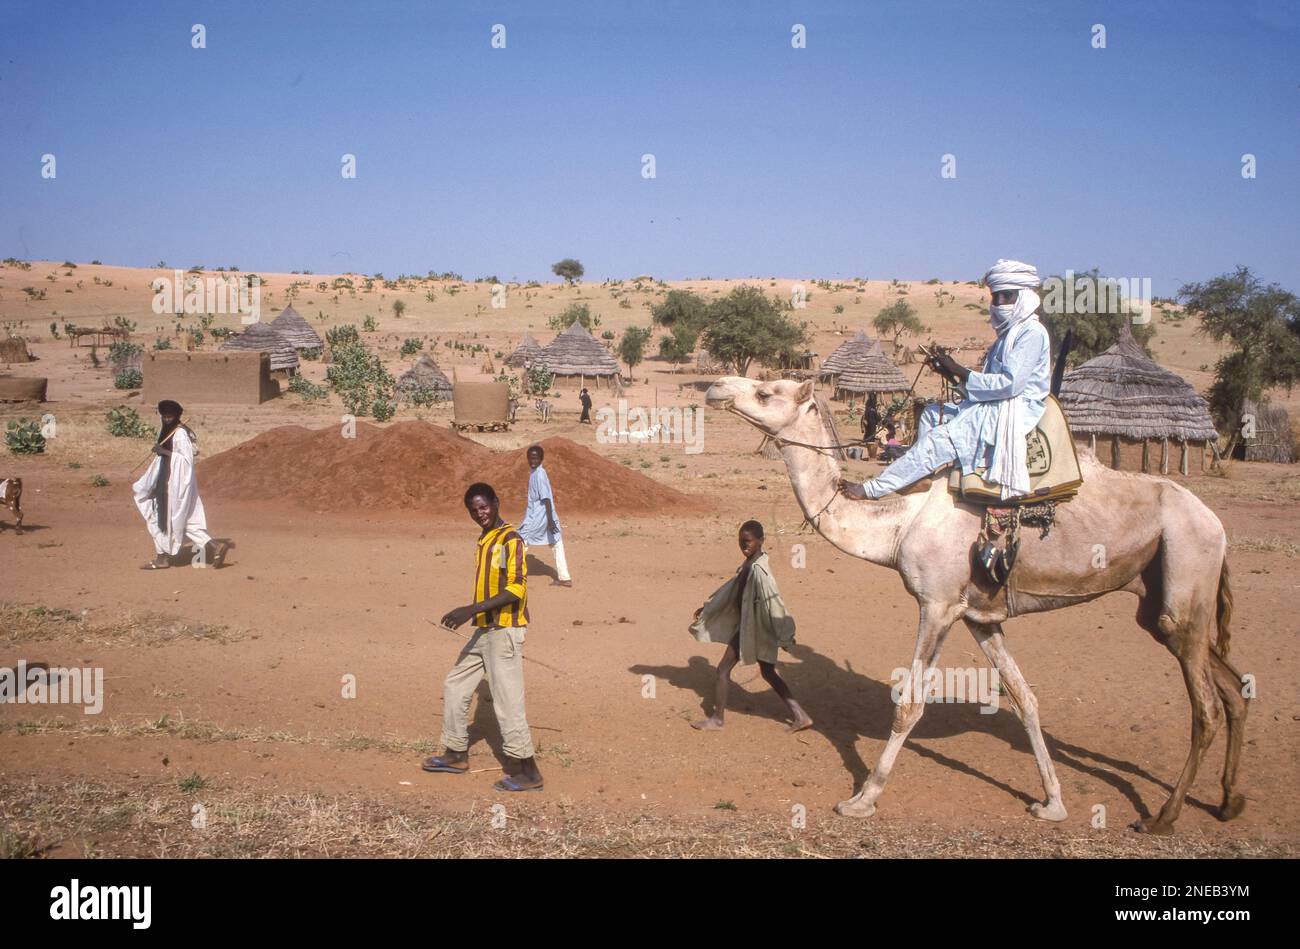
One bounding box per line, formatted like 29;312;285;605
983;259;1041;336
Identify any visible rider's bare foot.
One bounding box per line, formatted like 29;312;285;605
690;716;725;731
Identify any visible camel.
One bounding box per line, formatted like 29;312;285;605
705;376;1247;835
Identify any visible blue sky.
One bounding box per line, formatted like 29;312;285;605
2;0;1297;294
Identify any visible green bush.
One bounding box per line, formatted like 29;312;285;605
114;368;143;389
371;396;396;421
107;340;142;367
106;406;152;439
288;373;328;400
299;347;321;360
362;314;377;333
327;324;360;348
526;364;554;393
400;337;424;357
5;418;46;454
153;338;172;350
90;474;109;487
327;341;395;418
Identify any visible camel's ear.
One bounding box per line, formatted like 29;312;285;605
795;379;814;404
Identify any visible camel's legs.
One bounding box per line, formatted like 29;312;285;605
1134;614;1222;835
1209;649;1249;821
835;603;958;818
967;620;1066;821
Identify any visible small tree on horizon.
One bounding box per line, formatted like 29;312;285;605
552;258;584;285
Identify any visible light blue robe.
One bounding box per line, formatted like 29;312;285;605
865;319;1051;496
518;465;561;545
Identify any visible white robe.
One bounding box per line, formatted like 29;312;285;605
132;427;210;556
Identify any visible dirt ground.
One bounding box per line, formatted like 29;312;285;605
2;263;1298;857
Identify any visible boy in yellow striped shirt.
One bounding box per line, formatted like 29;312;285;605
423;482;543;792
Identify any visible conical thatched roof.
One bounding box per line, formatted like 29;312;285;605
506;332;546;368
398;354;453;399
818;330;909;393
220;321;299;372
1059;326;1218;442
269;304;324;352
540;321;620;377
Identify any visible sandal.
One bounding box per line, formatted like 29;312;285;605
140;557;170;570
421;755;469;774
493;775;544;793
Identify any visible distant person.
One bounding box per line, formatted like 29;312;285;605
519;444;571;587
133;400;227;570
879;421;906;461
862;393;880;443
578;387;593;424
689;520;811;733
423;482;544;793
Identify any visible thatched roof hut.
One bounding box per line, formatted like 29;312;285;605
1058;324;1218;475
398;354;453;402
818;331;909;399
506;332;546;369
220;322;299;374
269;304;324;353
539;321;620;385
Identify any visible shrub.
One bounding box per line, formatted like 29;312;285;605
299;347;321;360
106;406;152;438
400;337;424;357
90;474;109;487
114;368;143;389
107;340;142;368
526;364;554;393
5;418;45;454
362;314;377;332
288;374;328;401
327;341;395;418
153;338;172;350
371;396;396;421
326;324;360;348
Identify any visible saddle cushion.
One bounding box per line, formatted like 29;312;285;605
946;395;1083;505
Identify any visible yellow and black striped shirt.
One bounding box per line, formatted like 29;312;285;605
471;522;529;628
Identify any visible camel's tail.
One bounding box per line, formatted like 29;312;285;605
1214;559;1233;661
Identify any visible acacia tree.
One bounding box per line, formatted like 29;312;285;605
701;285;808;377
1180;266;1300;452
872;299;925;359
552;258;584;285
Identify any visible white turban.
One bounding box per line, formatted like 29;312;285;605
984;259;1041;336
983;259;1041;292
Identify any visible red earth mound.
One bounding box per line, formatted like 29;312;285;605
197;422;698;517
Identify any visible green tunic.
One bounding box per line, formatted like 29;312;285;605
689;551;796;664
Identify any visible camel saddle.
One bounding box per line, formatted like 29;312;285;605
946;395;1083;505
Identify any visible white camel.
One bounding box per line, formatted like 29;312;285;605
706;376;1247;834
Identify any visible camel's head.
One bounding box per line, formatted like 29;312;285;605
705;376;817;438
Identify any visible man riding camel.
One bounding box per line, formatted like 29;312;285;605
839;259;1051;502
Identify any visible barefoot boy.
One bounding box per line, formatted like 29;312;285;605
689;520;811;733
422;482;544;792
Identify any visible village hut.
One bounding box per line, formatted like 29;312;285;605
818;331;909;403
269;304;324;354
220;321;299;374
539;321;621;388
397;353;453;403
505;332;546;369
1058;323;1219;475
1241;398;1295;463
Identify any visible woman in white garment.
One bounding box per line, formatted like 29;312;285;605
839;259;1052;502
132;400;227;570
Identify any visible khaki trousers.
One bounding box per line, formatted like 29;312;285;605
439;626;534;759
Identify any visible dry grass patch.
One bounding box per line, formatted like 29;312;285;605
0;602;243;647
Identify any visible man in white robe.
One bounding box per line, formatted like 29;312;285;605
132;400;225;569
840;259;1052;501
